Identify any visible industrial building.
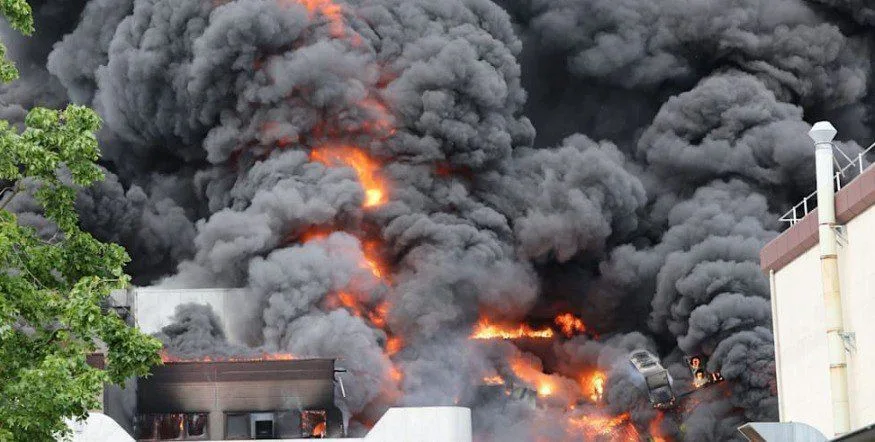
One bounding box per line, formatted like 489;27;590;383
748;122;875;441
136;359;343;439
63;287;473;442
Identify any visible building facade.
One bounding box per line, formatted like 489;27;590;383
761;161;875;437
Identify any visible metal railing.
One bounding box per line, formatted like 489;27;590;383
779;142;875;226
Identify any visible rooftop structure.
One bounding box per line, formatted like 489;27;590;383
757;122;875;439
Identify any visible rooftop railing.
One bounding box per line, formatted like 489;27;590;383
779;142;875;226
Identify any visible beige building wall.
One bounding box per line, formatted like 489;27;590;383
770;202;875;436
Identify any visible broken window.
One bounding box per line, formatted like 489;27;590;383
186;413;207;437
301;410;327;438
157;414;184;440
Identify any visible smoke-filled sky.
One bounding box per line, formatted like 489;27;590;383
3;0;873;440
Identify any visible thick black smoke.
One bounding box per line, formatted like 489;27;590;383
5;0;873;440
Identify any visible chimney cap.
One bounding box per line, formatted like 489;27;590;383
809;121;837;144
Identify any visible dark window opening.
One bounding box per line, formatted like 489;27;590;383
157;414;184;440
254;419;274;439
136;414;158;440
226;414;249;440
186;413;207;437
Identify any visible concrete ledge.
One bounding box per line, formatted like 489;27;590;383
761;164;875;273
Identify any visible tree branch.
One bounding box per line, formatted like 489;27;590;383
0;180;22;212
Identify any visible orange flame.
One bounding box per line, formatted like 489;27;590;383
554;313;586;338
386;335;403;355
471;318;554;340
312;421;327;437
298;0;345;38
298;226;335;243
482;375;505;386
649;411;667;442
390;366;403;383
311;146;388;208
567;412;640;441
361;240;386;279
581;371;606;403
509;355;562;399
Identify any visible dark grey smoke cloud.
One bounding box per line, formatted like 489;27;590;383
4;0;872;439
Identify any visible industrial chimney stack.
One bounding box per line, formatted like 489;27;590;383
809;121;850;436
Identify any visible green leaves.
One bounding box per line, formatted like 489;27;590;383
0;0;32;35
0;0;32;85
0;3;161;440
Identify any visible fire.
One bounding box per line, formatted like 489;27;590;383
509;355;564;400
537;383;554;397
482;375;505;386
159;348;295;363
386;335;403;355
649;411;667;442
567;412;640;441
298;226;335;243
554;313;586;338
581;371;606;403
310;146;387;208
471;318;554;340
312;421;327;437
358;98;396;137
390;366;403;383
361;240;386;279
298;0;345;38
368;301;389;328
325;292;392;332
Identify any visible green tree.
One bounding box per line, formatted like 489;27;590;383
0;2;163;440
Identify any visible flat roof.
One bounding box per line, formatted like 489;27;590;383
760;163;875;273
144;358;336;383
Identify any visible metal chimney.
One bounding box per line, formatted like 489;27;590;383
809;121;850;436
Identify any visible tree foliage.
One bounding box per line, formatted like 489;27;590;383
0;3;162;441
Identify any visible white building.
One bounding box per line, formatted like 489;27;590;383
759;123;875;439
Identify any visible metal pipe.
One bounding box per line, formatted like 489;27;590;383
809;121;850;436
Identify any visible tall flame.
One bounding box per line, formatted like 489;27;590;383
311;146;388;208
554;313;586;338
582;371;606;403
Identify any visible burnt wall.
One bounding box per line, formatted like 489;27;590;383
137;359;341;439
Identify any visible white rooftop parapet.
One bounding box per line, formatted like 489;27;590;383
738;422;828;442
63;413;135;442
363;407;472;442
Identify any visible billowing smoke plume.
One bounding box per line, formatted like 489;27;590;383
5;0;873;439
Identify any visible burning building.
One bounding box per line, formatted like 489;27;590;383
9;0;875;440
135;359;342;439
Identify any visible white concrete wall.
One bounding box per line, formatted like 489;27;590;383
772;203;875;435
364;407;472;442
772;246;832;435
840;203;875;427
132;288;260;346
